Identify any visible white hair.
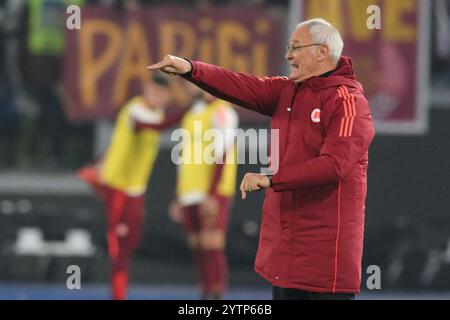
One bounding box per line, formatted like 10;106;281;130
296;18;344;62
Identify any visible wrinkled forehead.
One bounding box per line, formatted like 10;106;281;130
289;25;312;45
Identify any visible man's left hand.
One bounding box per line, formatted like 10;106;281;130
240;173;271;199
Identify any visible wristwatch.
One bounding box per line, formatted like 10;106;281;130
267;175;273;188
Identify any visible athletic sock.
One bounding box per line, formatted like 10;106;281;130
112;269;128;300
199;249;227;298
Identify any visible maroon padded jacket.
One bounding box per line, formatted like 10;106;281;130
184;56;375;293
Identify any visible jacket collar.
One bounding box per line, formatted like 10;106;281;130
301;56;364;92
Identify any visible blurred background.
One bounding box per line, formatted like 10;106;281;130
0;0;449;299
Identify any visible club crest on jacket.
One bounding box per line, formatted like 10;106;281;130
311;108;321;123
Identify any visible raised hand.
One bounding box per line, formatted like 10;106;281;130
147;55;192;75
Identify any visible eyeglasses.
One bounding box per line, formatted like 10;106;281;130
286;43;323;54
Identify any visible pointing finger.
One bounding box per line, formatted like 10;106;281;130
147;62;167;70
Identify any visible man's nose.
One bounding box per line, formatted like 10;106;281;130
285;51;292;61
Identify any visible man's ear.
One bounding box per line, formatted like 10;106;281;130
317;45;329;62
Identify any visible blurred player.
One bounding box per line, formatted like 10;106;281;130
169;84;238;300
78;73;186;300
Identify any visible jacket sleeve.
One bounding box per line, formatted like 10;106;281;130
272;88;375;191
182;60;287;117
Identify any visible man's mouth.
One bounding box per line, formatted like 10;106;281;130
290;64;299;69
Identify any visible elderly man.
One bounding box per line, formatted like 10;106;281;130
148;18;375;300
